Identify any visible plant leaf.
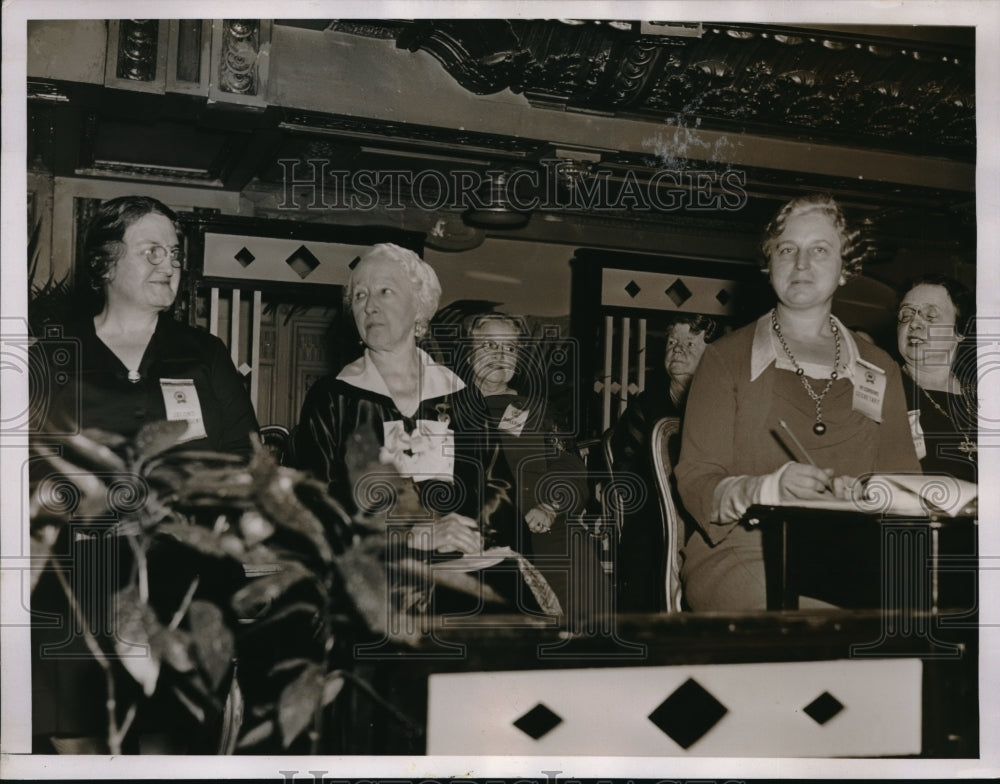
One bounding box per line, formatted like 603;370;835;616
277;662;324;748
241;601;320;636
239;510;275;547
230;562;313;619
156;522;238;560
132;420;189;465
113;585;162;697
151;627;197;674
322;672;345;707
236;719;275;749
333;545;390;635
250;456;333;563
187;600;234;691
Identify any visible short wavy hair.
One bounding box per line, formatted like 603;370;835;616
466;312;528;341
347;243;441;338
760;193;863;280
81;195;179;307
668;313;721;344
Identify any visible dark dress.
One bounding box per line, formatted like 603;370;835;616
30;313;259;748
479;392;593;611
294;350;557;617
610;389;683;612
33;313;259;454
900;368;978;484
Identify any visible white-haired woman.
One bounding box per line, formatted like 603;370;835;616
294;243;484;553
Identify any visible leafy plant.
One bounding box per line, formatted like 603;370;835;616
28;422;441;753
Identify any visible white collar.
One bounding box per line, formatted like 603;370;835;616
336;347;466;402
749;311;860;382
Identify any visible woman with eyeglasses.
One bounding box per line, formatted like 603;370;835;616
896;273;977;483
461;313;594;613
29;196;258;753
35;195;259;454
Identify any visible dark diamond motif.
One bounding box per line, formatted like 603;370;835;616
512;702;563;740
803;691;844;725
716;288;731;306
648;678;728;749
665;278;693;307
285;245;320;279
624;280;641;298
234;247;256;267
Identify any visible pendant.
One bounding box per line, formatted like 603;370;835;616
958;439;977;455
813;421;826;436
127;370;141;383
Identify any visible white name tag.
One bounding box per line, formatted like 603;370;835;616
908;409;927;460
160;378;208;443
852;359;887;422
498;403;530;437
380;419;455;482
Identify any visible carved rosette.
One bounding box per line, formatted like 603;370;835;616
117;19;159;81
219;20;261;95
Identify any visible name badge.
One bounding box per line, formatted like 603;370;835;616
907;409;927;460
851;359;887;422
498;403;530;437
160;378;208;443
381;419;455;482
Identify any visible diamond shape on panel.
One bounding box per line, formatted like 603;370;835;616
512;702;563;740
286;244;321;279
624;280;642;298
234;247;256;267
665;278;693;307
648;677;728;749
716;287;731;306
803;691;844;725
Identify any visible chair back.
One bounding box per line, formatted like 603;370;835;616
650;416;684;612
600;427;624;537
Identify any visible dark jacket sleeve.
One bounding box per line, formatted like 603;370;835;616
204;333;260;457
293;378;353;510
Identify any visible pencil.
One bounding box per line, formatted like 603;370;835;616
778;419;818;468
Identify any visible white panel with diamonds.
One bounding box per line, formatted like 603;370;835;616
601;268;738;315
426;658;922;756
203;233;371;286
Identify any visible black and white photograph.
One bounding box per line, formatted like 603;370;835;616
2;1;998;780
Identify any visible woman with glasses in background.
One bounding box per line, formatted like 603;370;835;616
460;313;595;616
896;273;977;483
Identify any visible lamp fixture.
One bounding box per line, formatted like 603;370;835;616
462;171;532;229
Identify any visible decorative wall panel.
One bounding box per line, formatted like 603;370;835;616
427;658;922;756
202;233;369;287
601;267;739;316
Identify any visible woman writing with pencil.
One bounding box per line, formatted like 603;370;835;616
675;194;920;611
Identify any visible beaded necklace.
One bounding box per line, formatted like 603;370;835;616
903;364;977;456
771;309;841;436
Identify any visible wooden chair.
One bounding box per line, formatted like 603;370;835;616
600;427;624;538
650;416;684;612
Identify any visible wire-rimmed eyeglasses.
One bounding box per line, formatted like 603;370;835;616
897;305;943;325
140;245;184;268
476;340;518;354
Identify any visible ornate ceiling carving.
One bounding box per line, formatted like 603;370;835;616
328;19;974;159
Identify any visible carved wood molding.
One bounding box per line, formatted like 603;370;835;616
359;19;974;157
